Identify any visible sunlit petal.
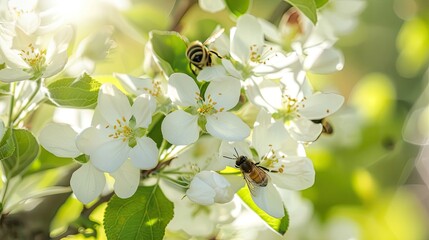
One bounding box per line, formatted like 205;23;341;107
97;83;132;125
269;157;315;190
70;163;105;204
161;110;199;145
287;119;323;142
90;139;129;173
129;137;158;170
39;123;80;158
252;183;285;218
110;160;140;198
205;79;241;111
168;73;199;107
132;94;156;128
206;112;250;141
298;93;344;119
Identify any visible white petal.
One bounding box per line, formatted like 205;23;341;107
16;12;40;35
403;107;429;145
258;18;282;44
161;110;199;145
39;123;80;158
114;73;152;95
303;46;344;74
222;59;242;79
91;139;130;173
287;119;323;142
186;175;216;205
51;25;74;54
252;183;285;218
70;163;105;204
0;45;30;69
253;120;295;157
189;171;234;204
269;157;315;190
231;14;264;62
206;112;250;141
97;83;132;125
76;127;110;154
129;137;158;170
219;141;253;168
0;68;31;82
298;93;344;119
132;94;156;128
197;65;228;82
110;160;140;198
198;0;226;13
245;77;283;112
205;79;241;111
168;73;199;107
43;50;68;78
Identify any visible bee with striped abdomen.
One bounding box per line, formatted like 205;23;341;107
224;149;270;195
186;28;224;75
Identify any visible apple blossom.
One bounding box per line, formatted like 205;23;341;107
39;122;141;204
76;83;159;173
161;73;250;145
220;117;315;218
0;25;73;82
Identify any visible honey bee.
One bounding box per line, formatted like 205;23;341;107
224;149;269;195
311;118;333;141
186;28;224;75
312;118;333;135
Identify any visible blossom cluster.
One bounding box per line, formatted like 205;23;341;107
0;0;365;237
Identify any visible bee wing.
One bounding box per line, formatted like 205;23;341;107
243;173;258;196
204;28;225;45
243;167;270;196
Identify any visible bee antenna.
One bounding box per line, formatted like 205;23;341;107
223;155;234;159
233;147;239;158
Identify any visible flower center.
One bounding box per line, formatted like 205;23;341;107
272;95;304;122
195;93;224;116
107;117;134;142
249;44;274;65
143;80;162;97
19;43;47;74
261;147;286;173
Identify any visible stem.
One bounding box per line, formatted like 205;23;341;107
7;83;16;128
12;78;42;124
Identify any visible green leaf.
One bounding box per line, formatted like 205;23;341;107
285;0;318;24
2;129;40;178
0;128;15;161
25;146;74;175
315;0;329;8
149;31;194;77
224;0;251;17
147;113;169;149
104;185;174;240
237;187;289;235
46;73;101;109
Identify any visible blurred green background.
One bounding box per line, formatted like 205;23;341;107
43;0;429;239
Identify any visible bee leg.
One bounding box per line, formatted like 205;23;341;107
255;163;278;173
210;50;222;59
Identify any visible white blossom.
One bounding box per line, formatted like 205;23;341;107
161;73;250;145
77;83;159;173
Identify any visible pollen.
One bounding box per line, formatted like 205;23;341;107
195;93;219;115
143;80;162;97
107;117;134;142
19;43;47;73
249;44;273;64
